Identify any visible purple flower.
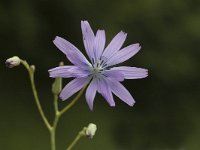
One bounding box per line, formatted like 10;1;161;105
49;20;148;110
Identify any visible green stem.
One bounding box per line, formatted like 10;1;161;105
50;116;60;150
54;95;59;114
50;85;87;150
66;127;87;150
21;59;88;150
50;94;60;150
21;60;51;130
50;127;56;150
59;85;87;116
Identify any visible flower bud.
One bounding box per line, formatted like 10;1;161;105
30;65;36;72
52;62;64;95
5;56;21;68
85;123;97;139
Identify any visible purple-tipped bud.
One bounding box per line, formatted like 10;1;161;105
5;56;21;68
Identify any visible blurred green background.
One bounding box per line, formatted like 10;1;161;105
1;0;200;149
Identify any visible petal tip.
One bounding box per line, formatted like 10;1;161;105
81;20;89;26
83;20;89;23
135;43;141;48
87;102;94;111
110;103;116;107
133;43;141;53
120;30;127;35
59;92;66;101
129;101;135;107
146;69;149;76
53;36;61;45
53;36;60;41
89;106;94;111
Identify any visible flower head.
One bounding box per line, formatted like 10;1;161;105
5;56;21;68
85;123;97;139
49;20;148;110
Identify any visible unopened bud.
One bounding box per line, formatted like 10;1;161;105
52;62;63;95
5;56;21;68
85;123;97;139
30;65;35;72
59;61;64;66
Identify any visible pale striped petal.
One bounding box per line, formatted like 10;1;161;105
103;70;124;81
81;20;95;60
94;30;106;60
60;77;89;100
53;36;91;67
97;78;115;107
110;66;148;79
106;43;141;66
86;79;98;110
106;78;135;106
102;31;127;60
48;66;90;78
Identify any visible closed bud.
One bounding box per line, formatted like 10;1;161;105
30;65;36;72
85;123;97;139
52;62;64;95
5;56;21;68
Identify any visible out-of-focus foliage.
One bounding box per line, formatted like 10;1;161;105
0;0;200;149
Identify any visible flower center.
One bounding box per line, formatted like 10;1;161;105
90;58;107;78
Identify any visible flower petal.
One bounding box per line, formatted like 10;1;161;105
48;66;90;78
53;36;91;67
102;31;127;60
106;43;141;66
85;79;98;110
81;20;95;60
103;70;124;81
94;30;106;60
106;78;135;106
110;66;148;79
60;77;90;100
97;78;115;107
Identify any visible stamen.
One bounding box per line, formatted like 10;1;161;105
90;56;109;79
102;63;107;68
92;58;95;64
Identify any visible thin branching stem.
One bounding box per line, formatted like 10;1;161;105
21;60;52;130
66;127;87;150
21;59;88;150
59;84;88;116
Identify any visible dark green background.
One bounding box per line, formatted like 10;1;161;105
1;0;200;149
